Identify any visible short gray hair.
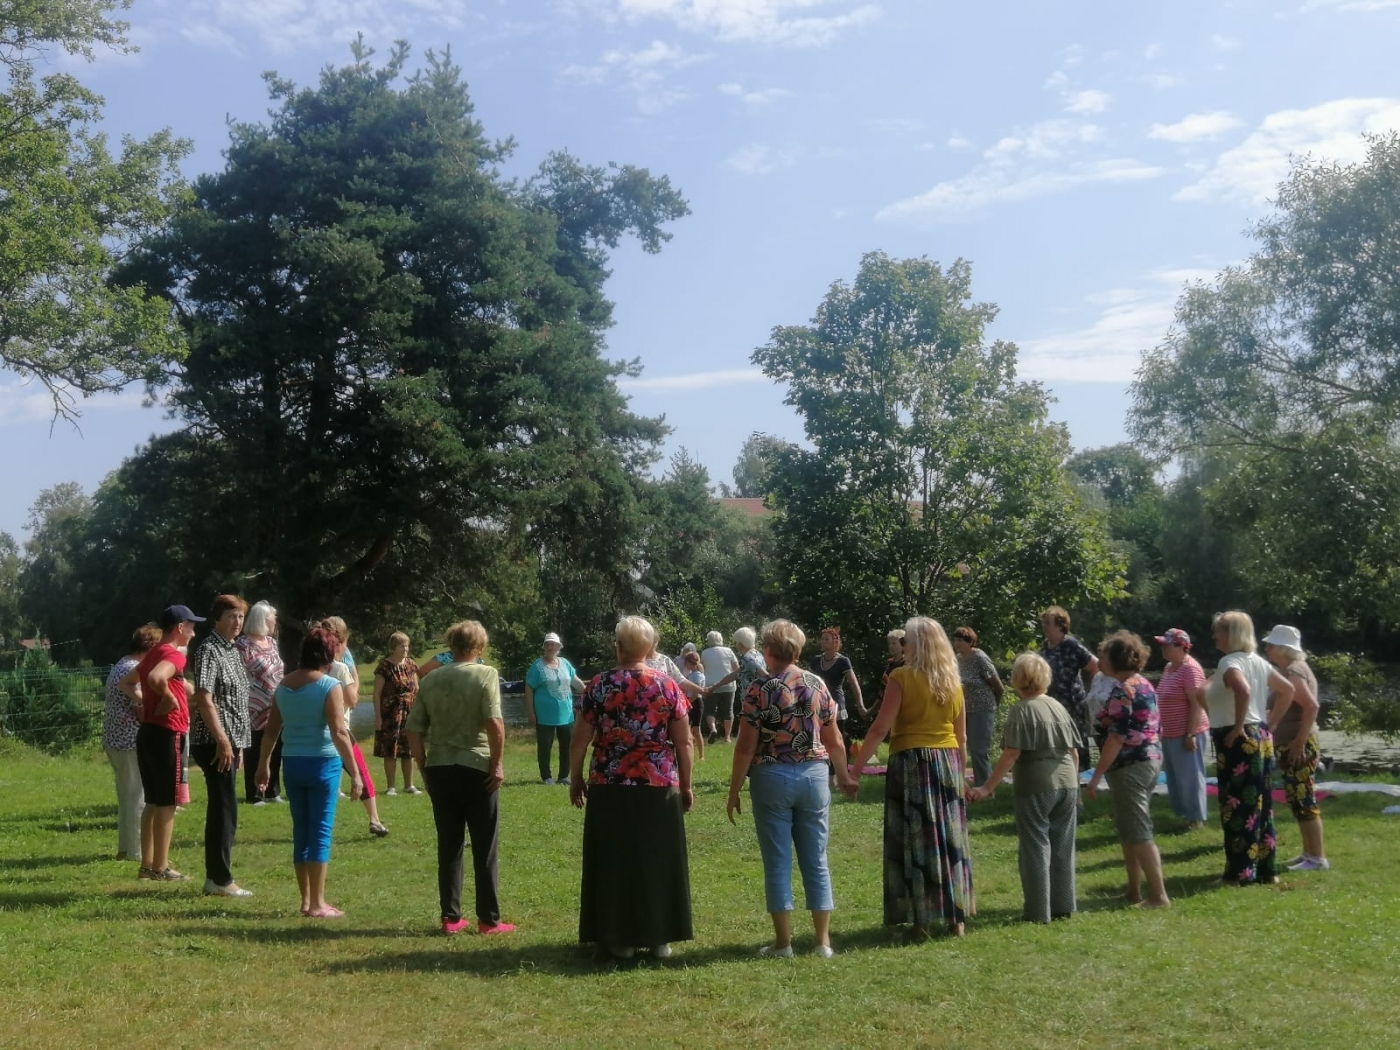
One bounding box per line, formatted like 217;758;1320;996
705;630;724;648
732;626;756;650
243;601;277;638
1273;644;1306;663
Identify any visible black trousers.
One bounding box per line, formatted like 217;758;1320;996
423;764;500;924
244;728;283;802
191;742;240;887
535;723;572;781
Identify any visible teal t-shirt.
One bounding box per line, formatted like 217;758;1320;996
277;675;340;759
526;657;577;726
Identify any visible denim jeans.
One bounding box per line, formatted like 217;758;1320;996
1161;733;1209;822
748;762;834;914
967;708;997;786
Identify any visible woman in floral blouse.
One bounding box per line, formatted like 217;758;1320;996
569;616;695;961
103;623;162;860
1086;630;1169;908
238;601;285;804
727;619;855;958
1039;606;1099;772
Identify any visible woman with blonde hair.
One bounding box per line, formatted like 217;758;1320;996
570;615;695;960
969;652;1079;923
849;616;972;940
1207;611;1292;886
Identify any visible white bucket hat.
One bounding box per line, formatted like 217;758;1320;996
543;632;562;647
1261;624;1302;649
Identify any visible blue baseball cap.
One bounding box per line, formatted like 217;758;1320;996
158;605;206;630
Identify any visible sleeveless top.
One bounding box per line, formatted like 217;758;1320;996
277;675;340;759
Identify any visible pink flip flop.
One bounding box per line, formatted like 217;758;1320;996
307;906;344;919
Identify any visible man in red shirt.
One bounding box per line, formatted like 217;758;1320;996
120;605;205;880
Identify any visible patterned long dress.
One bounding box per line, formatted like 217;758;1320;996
373;657;420;759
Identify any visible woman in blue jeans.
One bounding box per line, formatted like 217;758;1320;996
727;619;857;958
257;627;362;918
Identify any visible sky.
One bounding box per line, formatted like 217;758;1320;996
4;0;1400;538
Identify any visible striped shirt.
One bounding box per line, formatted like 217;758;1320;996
1156;655;1208;739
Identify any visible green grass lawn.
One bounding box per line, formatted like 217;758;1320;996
2;734;1398;1050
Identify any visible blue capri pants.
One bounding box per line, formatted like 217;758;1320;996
748;761;835;913
283;756;342;863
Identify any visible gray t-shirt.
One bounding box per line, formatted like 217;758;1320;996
1003;695;1080;796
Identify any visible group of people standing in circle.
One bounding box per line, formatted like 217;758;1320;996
99;595;1330;957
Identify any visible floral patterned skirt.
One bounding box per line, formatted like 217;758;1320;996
373;698;413;759
1211;723;1278;884
883;747;974;928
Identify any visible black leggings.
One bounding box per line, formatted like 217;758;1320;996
536;723;572;781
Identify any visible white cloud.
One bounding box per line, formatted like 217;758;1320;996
719;82;793;105
0;381;152;428
879;119;1164;220
1210;33;1242;51
620;368;766;392
1065;89;1112;114
1306;0;1400;9
1145;72;1185;89
1143;42;1162;60
946;133;971;149
563;39;708;112
724;142;800;175
1147;111;1246;142
1178;97;1400;202
610;0;881;47
1017;268;1216;383
153;0;477;54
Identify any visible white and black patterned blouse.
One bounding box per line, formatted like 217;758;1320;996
190;632;252;749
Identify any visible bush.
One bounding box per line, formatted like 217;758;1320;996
1313;652;1400;742
0;650;103;753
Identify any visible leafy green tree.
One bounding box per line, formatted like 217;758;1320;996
0;532;25;658
0;0;188;417
721;432;796;499
98;42;687;649
15;483;97;655
1132;134;1400;640
754;252;1125;676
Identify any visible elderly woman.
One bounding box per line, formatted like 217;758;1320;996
407;621;513;936
319;619;388;837
969;652;1079;923
951;627;1004;786
374;632;421;795
525;632;585;785
257;627;362;917
703;627;769;751
1207;611;1292;886
1086;631;1169;909
727;619;854;958
570;616;695;961
1039;606;1099;771
1154;628;1209;829
103;624;162;860
850;617;972;940
238;601;285;805
190;594;254;898
1263;625;1328;872
699;631;740;744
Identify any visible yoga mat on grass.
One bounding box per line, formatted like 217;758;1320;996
1206;785;1330;804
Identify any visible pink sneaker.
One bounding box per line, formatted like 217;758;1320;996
478;921;515;936
441;917;470;935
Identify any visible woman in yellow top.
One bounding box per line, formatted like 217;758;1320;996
849;616;972;940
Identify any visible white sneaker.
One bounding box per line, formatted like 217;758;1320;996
252;800;267;807
405;786;423;795
558;776;571;786
758;944;794;958
650;943;672;959
203;879;253;898
338;791;348;799
812;944;835;958
384;787;398;797
268;796;283;804
1283;853;1306;868
543;777;555;785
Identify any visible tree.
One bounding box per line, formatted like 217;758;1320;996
1132;135;1400;639
0;0;189;417
97;42;688;652
754;252;1125;676
722;432;796;499
16;483;95;654
0;532;24;657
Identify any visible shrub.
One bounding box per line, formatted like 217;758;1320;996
0;650;102;753
1313;652;1400;743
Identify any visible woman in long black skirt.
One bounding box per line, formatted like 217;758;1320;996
569;615;695;961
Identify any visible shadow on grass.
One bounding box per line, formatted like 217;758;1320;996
0;852;114;870
314;939;766;976
0;889;82;911
169;922;419;942
0;803;120;827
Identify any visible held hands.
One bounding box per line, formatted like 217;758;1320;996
968;785;991;803
839;776;859;800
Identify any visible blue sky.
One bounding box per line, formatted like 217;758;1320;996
5;0;1400;538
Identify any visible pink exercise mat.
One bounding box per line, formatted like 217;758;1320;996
1206;785;1331;803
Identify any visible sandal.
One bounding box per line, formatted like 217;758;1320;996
368;822;389;838
307;905;344;919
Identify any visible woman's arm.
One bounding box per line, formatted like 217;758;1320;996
1222;667;1250;745
372;672;386;731
843;667;867;719
118;665;143;709
726;721;760;823
819;720;856;797
1183;684;1207;751
1087;735;1125;799
568;712;592;808
523;682;536;727
255;701;284;792
1282;667;1319;759
969;747;1021;800
670;714;694;813
324;686;362;798
484;717;506;793
849;679;903;773
145;659;179;717
954;703;968;773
